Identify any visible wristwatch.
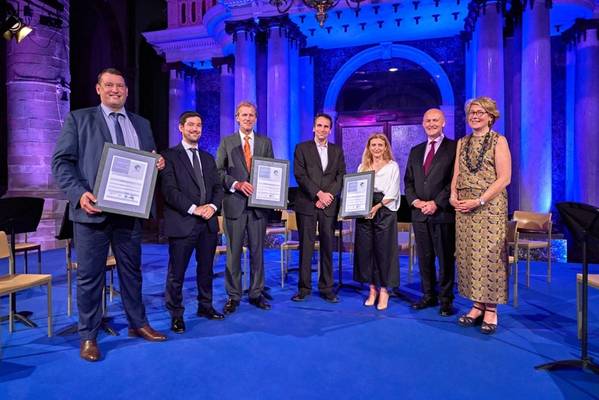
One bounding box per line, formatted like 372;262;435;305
479;198;485;206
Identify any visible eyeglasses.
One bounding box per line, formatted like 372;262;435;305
102;82;126;90
468;110;488;117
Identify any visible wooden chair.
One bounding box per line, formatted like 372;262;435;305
13;232;42;274
576;273;599;339
513;211;552;286
215;216;248;290
397;222;416;275
279;210;320;288
506;220;520;307
0;231;52;338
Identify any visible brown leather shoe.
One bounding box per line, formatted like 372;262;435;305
128;324;167;342
80;339;100;362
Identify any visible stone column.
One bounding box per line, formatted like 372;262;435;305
213;56;235;139
299;48;315;144
504;8;522;212
571;20;599;206
225;19;258;107
261;15;293;162
6;0;70;249
520;0;552;212
473;0;505;135
169;69;186;146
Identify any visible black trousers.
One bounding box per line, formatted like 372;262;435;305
296;209;335;294
353;205;399;288
412;220;456;303
165;220;217;317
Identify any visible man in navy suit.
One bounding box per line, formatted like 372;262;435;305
52;68;167;362
404;108;457;316
160;111;225;333
215;102;274;314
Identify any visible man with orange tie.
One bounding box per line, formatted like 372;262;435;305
215;101;274;314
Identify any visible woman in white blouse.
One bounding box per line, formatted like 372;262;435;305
353;133;401;310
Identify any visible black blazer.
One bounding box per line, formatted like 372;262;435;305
160;143;224;237
404;138;456;223
293;140;346;217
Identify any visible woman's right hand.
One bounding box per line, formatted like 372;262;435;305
449;195;459;208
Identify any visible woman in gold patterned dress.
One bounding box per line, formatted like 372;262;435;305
449;97;512;334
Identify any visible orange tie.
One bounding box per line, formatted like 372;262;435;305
243;134;252;170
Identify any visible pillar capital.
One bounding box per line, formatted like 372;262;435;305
212;55;235;74
225;18;259;42
259;15;306;48
562;18;599;46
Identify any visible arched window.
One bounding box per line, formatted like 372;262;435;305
180;2;187;24
202;0;207;16
191;1;197;22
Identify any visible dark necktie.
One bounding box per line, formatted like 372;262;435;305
189;148;206;205
110;112;125;146
423;140;436;176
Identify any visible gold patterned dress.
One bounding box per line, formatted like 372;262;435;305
456;131;508;304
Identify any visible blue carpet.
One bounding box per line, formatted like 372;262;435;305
1;245;598;400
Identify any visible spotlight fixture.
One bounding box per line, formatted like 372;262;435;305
388;67;398;72
1;3;33;43
269;0;363;27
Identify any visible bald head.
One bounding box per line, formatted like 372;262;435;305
422;108;445;139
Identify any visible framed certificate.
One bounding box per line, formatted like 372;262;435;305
92;143;160;219
339;171;375;218
248;157;290;209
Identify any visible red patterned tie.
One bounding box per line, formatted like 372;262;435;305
423;140;436;175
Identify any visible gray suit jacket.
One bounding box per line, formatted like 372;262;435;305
52;106;156;223
215;132;274;219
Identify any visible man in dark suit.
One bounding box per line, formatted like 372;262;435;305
291;113;346;303
215;101;274;313
52;68;167;362
404;108;457;316
160;111;225;333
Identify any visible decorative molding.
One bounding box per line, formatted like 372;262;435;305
143;26;223;62
562;18;599;45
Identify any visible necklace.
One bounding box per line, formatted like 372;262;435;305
464;129;491;173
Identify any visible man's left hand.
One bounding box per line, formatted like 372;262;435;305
421;201;438;215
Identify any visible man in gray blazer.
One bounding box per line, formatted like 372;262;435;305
215;101;274;314
52;68;167;362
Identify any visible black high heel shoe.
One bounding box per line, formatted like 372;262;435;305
458;304;485;327
480;308;497;335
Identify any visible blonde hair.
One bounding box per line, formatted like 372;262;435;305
235;101;257;117
359;133;394;172
465;96;500;127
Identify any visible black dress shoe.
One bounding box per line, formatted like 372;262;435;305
411;297;439;310
291;292;310;302
249;295;271;310
321;293;340;303
223;298;240;315
439;303;455;317
171;317;186;334
197;307;225;320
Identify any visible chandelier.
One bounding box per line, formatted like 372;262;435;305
269;0;364;27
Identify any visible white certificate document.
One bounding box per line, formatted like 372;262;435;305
254;165;283;202
103;156;148;206
344;178;369;212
